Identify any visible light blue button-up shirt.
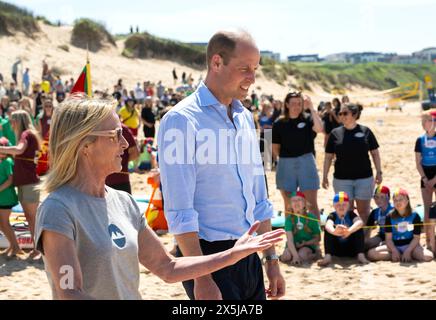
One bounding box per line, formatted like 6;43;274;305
157;82;273;241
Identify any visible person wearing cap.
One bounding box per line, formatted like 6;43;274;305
279;191;321;265
318;191;369;266
365;185;393;250
0;137;21;257
415;109;436;254
323;103;382;224
367;188;433;262
118;97;140;137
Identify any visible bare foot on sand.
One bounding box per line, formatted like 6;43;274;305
28;249;42;261
317;254;331;267
358;253;370;264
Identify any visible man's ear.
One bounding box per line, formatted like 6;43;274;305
210;54;223;72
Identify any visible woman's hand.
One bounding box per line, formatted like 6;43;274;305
375;171;383;185
333;225;346;237
303;95;313;111
340;227;351;239
295;241;305;249
291;255;301;266
322;176;329;189
232;221;285;260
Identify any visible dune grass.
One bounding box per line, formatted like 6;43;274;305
71;18;116;52
0;1;40;36
262;58;436;92
123;32;206;69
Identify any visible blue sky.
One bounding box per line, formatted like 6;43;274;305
6;0;436;59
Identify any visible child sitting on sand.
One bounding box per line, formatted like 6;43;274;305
365;185;393;250
0;137;21;257
367;188;433;262
318;192;369;267
280;191;321;265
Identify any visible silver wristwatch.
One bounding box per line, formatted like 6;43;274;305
265;254;279;261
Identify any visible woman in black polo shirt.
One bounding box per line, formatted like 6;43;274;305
322;103;382;224
272;92;324;218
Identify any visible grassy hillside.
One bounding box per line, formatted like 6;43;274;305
0;1;40;36
3;0;435;94
71;18;116;52
123;32;206;68
261;58;436;92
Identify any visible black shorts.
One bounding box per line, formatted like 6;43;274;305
421;166;436;188
430;203;436;219
176;239;266;300
0;205;15;210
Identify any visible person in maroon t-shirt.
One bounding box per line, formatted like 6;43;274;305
0;110;42;259
105;124;139;194
36;94;53;140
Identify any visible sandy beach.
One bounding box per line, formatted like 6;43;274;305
2;100;436;300
1;23;436;300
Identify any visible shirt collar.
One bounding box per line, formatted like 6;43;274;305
196;81;244;112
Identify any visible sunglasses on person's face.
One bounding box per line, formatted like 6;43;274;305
338;111;350;116
89;127;123;142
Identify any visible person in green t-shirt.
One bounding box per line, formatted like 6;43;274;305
0;137;21;257
280;191;321;265
0;117;16;145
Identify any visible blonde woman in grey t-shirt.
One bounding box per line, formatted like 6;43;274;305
34;94;284;300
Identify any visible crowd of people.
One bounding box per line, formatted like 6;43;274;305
1;30;436;300
0;60;197;260
1;61;436;267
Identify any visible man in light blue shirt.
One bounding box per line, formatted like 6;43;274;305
158;30;285;300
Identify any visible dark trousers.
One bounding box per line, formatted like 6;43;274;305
176;239;266;300
324;229;365;257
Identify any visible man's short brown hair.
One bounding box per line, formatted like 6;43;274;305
206;30;255;68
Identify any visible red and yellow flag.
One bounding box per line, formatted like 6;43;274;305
71;59;92;96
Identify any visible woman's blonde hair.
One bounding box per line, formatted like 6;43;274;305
10;110;42;148
43;94;116;193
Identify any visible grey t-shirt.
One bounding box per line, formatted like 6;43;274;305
35;185;147;300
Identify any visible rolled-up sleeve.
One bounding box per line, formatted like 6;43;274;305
253;198;274;222
157;112;199;235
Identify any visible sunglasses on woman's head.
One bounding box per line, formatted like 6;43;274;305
287;91;302;98
338;111;350;116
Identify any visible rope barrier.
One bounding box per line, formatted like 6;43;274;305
284;210;436;229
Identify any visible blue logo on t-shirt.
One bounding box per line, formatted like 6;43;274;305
108;224;126;249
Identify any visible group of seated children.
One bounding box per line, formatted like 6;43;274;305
280;186;434;266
